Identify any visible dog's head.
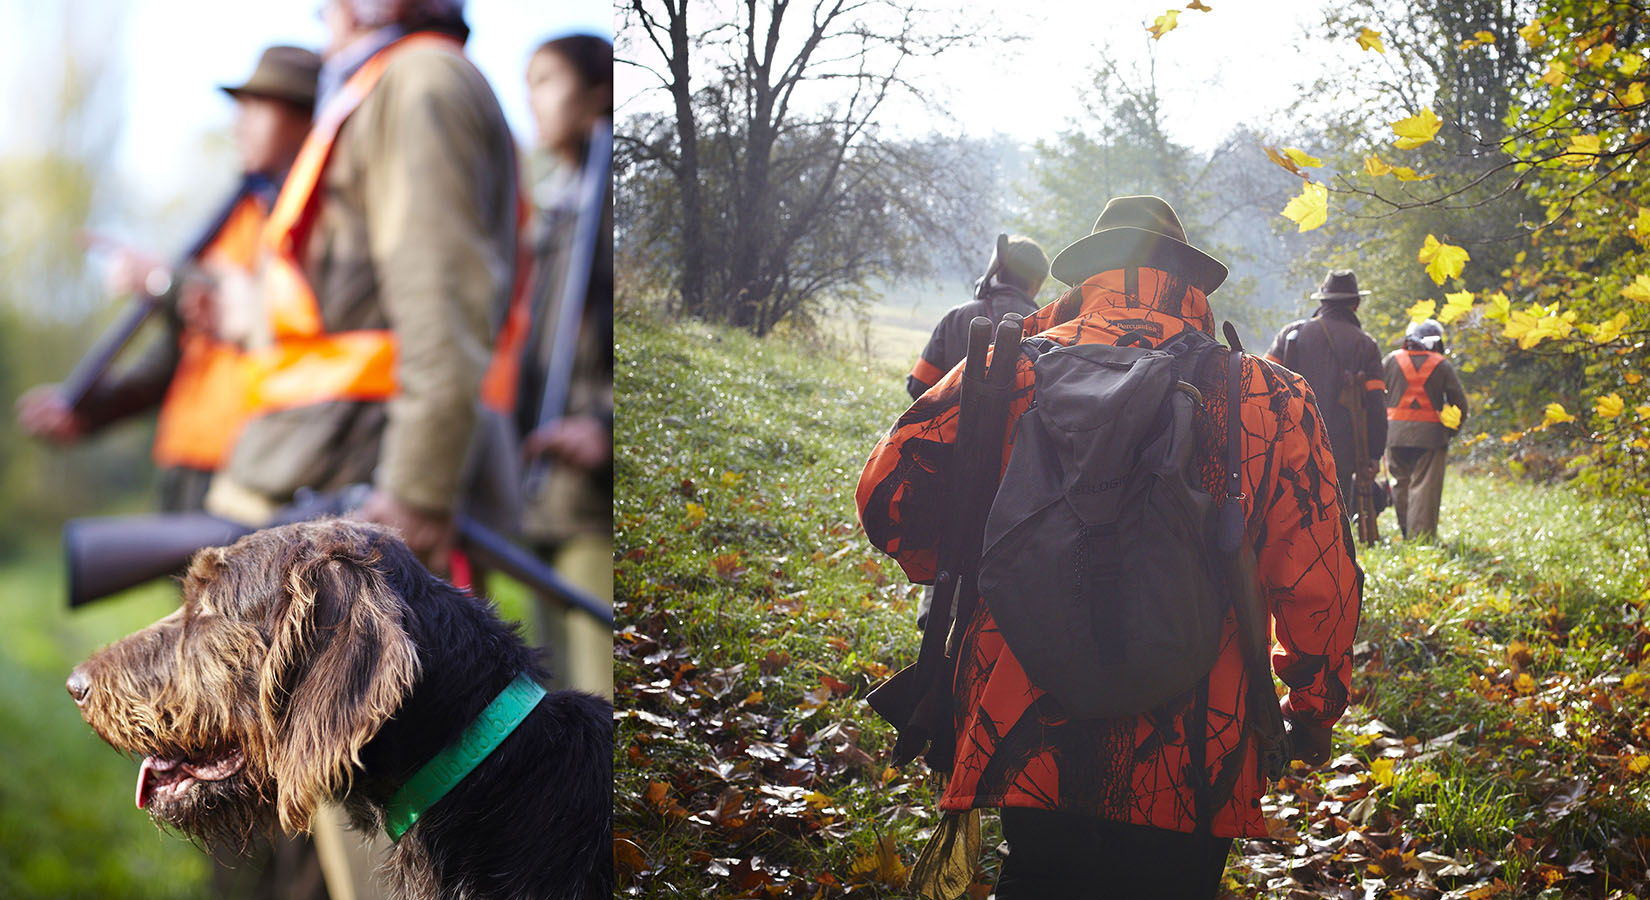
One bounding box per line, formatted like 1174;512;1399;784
68;519;422;845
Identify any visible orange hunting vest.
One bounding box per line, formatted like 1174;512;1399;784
246;32;530;417
1388;350;1445;422
151;192;264;470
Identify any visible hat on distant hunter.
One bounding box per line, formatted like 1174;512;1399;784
1309;268;1372;302
1048;195;1227;293
220;45;322;110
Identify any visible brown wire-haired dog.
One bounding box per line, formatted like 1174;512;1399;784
68;519;611;900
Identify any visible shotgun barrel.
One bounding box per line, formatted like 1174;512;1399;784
63;493;613;628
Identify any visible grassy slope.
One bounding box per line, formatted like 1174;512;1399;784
616;314;1650;899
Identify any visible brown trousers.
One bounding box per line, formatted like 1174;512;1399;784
1388;445;1448;538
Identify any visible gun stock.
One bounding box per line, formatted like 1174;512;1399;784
64;513;252;608
65;496;613;628
1340;381;1379;546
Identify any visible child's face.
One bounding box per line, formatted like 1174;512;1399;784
527;49;593;159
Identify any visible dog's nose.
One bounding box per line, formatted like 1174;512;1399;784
66;667;92;705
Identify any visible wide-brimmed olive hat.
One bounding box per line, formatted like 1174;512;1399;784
220;45;321;110
1049;195;1227;293
1309;268;1372;302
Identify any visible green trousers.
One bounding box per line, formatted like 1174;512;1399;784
1388;445;1448;538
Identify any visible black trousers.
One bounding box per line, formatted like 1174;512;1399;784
995;809;1233;900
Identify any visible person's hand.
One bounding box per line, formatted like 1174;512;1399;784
176;275;220;337
102;245;169;298
524;416;612;471
1286;720;1334;768
356;489;456;575
15;385;85;444
1360;459;1379;481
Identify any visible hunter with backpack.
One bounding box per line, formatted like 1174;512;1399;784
856;196;1362;899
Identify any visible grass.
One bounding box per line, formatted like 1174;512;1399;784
617;312;1650;900
0;553;212;900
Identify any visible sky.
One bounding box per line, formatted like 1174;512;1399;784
0;0;611;250
616;0;1356;155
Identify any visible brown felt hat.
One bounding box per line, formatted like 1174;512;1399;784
220;45;321;110
1049;195;1227;293
1309;268;1372;302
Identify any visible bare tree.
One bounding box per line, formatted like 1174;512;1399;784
618;0;991;334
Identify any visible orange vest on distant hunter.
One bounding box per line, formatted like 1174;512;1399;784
246;32;530;416
1387;350;1445;423
151;192;264;470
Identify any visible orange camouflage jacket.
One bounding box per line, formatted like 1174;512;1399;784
856;266;1362;838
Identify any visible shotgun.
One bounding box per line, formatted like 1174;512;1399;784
61;486;613;628
867;312;1023;771
1341;379;1379;545
60;180;259;412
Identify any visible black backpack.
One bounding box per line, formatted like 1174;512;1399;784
976;328;1234;719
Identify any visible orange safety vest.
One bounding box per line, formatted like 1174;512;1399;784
1388;350;1445;422
151;192;264;470
246;32;529;417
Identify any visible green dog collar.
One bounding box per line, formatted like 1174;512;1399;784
383;673;547;842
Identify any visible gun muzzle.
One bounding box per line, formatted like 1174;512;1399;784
64;513;252;608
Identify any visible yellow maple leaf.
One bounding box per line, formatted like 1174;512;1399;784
1592;311;1630;344
1622;273;1650;303
1503;308;1538;345
1393;165;1437;181
1281;181;1329;232
1459;31;1496;50
1626;373;1643;385
684;501;707;525
1439;403;1463;430
1357;27;1385;53
1587;43;1615;68
1365;154;1393;176
1284;147;1322;168
1147;9;1180;39
1392;108;1443;149
1562;133;1602;167
1630;755;1650;775
849;834;910;886
1264;145;1307;177
1544;402;1577;425
1514;672;1536;694
1483;291;1512;322
1596;393;1625;419
1408;299;1437;322
1518;20;1546;48
1634;209;1650;246
1624;83;1646;107
1623;54;1644;76
1417;234;1469;284
1185;0;1212;10
1542;60;1569;86
1438;290;1475;324
1370;757;1396;788
1637;405;1650;421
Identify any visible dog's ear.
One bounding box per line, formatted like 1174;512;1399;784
256;528;420;832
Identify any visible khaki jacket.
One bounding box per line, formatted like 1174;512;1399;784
224;44;518;513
